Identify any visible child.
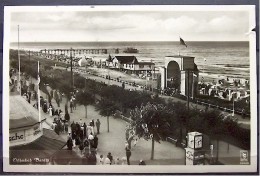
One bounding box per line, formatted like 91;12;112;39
99;155;104;165
115;157;120;165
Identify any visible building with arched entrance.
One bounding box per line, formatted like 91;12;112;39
159;55;199;97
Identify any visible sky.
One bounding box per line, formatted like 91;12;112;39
8;9;251;42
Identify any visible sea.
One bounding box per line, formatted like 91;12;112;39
10;41;250;81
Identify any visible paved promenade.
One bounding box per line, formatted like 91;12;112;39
19;62;250;165
38;85;245;165
35;84;185;165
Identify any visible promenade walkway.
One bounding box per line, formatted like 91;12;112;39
31;79;185;165
25;64;249;165
38;84;246;165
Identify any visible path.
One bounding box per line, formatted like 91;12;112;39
30;77;185;165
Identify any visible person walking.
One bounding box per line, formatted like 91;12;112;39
72;96;76;110
48;106;53;117
93;135;98;149
107;152;113;165
79;141;84;156
95;119;101;134
64;121;69;133
70;99;73;113
98;155;104;165
67;138;73;151
83;122;87;137
67;132;71;140
43;102;48;113
88;133;94;149
90;119;95;128
75;136;81;151
126;148;131;165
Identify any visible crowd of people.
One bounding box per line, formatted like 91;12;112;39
198;77;250;101
11;69;147;165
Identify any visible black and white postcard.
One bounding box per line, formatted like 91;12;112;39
2;5;258;173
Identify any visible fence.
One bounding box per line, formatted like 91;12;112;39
194;99;250;117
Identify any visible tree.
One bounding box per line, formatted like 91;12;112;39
76;89;95;119
96;98;119;132
64;103;70;121
130;102;171;160
58;81;71;101
166;100;190;147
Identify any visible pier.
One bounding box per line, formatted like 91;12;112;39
36;48;122;62
39;48;108;55
36;48;112;62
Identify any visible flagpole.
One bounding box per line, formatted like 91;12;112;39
18;25;21;95
203;58;206;83
192;73;194;99
38;61;42;129
232;96;235;116
146;69;148;90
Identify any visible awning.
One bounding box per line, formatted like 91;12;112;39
10;128;66;165
10;95;46;123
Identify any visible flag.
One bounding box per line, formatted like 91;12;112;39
180;37;187;47
37;60;42;126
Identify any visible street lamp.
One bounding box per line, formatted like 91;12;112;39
232;98;235;116
70;48;73;91
18;25;21;95
202;58;206;83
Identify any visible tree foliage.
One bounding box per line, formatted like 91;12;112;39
130;102;172;142
96;98;119;117
76;89;95;107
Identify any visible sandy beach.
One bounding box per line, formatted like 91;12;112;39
77;66;247;89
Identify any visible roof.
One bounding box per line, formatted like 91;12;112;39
194;64;199;71
166;55;195;59
106;54;113;62
114;56;139;64
10;116;38;129
9;95;46;129
138;62;155;65
10;128;66;164
42;128;65;142
10;95;43;119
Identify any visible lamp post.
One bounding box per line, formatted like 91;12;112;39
232;95;235;116
107;68;110;85
29;50;32;84
70;48;73;91
202;58;206;83
18;25;21;95
187;69;191;111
